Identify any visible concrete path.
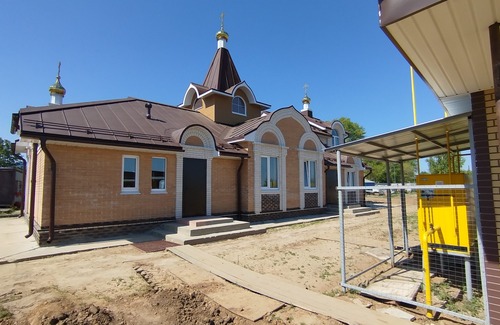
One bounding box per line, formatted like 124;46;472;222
169;245;412;325
0;216;164;263
0;213;337;264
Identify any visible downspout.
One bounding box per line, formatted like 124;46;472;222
237;157;244;218
40;139;56;243
25;143;38;238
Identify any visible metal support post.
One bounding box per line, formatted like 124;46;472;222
400;160;409;255
385;160;395;266
337;150;346;292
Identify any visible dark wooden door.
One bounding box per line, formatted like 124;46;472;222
182;158;207;217
326;170;338;205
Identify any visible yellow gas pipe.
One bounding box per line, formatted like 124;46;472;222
422;225;441;318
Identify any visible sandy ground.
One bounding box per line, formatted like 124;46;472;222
0;194;479;324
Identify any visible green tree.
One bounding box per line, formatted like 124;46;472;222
427;153;465;174
0;138;23;167
335;117;365;142
364;159;417;183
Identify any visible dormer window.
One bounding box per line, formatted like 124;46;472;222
332;129;340;146
232;96;246;116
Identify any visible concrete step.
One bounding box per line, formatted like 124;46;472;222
178;220;250;237
166;227;266;245
352;210;381;217
188;217;234;227
344;207;372;214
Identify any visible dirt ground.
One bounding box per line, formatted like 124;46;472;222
0;194;479;325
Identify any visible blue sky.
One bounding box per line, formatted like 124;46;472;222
0;1;445;144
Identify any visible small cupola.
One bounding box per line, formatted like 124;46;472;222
216;12;229;49
49;62;66;105
301;84;313;117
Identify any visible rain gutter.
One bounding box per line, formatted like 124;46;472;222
25;143;38;238
40;138;56;243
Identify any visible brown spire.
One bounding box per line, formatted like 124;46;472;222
202;48;241;91
202;14;241;91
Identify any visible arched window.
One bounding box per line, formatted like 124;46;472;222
232;96;246;116
332;129;340;146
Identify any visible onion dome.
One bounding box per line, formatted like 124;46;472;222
49;62;66;96
302;94;311;105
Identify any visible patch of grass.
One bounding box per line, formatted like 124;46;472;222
461;294;483;317
0;305;12;319
319;269;332;280
406;213;418;233
309;255;321;260
324;289;342;297
431;282;484;317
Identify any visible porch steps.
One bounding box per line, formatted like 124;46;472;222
344;205;380;217
165;217;266;245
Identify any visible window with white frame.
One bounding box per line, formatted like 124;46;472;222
304;160;317;188
261;156;278;189
332;129;340;146
347;171;356;186
122;156;139;192
151;157;166;192
232;96;246;116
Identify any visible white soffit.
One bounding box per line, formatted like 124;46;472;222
386;0;500;99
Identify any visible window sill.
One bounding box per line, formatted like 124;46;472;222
151;190;167;194
261;188;279;192
121;190;140;195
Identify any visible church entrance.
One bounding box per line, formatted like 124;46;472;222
182;158;207;217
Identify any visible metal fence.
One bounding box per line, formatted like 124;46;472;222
337;184;485;324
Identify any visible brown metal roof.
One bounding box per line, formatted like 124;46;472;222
223;114;271;142
326;112;471;162
16;98;246;156
202;48;241;91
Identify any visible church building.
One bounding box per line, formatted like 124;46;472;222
10;22;364;244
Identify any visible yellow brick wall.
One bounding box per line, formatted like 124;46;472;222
39;144;177;227
276;117;305;210
211;157;239;214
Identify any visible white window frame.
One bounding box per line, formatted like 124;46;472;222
304;160;317;189
151;157;166;193
332;129;340;146
122;155;139;194
232;96;246;116
346;171;356;186
261;156;279;190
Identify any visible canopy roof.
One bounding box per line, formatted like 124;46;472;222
379;0;499;114
326;112;470;162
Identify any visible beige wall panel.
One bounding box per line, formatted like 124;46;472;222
261;132;279;145
277;117;306;210
211;158;239;214
185;136;204;147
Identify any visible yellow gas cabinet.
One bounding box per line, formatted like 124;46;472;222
416;173;475;256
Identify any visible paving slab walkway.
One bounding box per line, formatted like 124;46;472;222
169;245;412;325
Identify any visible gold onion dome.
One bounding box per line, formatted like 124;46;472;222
302;95;311;104
49;62;66;95
216;29;229;41
49;76;66;95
